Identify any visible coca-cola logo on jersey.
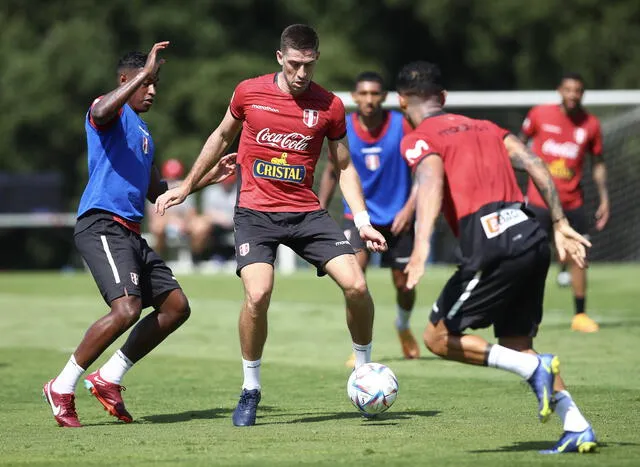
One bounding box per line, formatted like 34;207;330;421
256;128;313;151
541;139;579;159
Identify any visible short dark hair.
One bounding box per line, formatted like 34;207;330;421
117;52;147;74
354;71;384;90
396;61;445;97
280;24;319;53
559;71;585;87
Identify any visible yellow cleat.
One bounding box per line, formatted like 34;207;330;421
345;352;356;368
397;328;420;359
571;313;599;333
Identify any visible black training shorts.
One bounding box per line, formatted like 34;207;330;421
430;240;550;338
74;211;180;308
343;219;413;270
233;207;355;276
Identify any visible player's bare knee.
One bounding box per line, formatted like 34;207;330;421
245;287;272;313
343;277;369;302
111;297;143;328
423;324;446;356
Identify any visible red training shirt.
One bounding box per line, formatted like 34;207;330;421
401;112;524;238
229;73;346;212
522;104;602;210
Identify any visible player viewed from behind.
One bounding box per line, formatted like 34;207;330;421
521;72;609;333
398;61;597;454
42;42;235;428
318;71;419;364
156;24;387;427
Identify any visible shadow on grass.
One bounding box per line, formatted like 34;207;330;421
138;405;279;424
469;440;637;453
262;409;440;425
378;355;440;363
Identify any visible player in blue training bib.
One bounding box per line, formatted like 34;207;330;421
319;71;420;364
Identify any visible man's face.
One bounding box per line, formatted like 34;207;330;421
276;48;318;93
352;80;386;118
558;78;584;112
121;68;158;113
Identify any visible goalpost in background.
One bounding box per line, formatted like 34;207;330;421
317;89;640;268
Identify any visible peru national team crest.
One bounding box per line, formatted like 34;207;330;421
142;136;149;154
239;242;250;257
303;109;319;128
574;128;586;144
365;154;380;171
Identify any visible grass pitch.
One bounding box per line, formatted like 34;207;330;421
1;265;639;466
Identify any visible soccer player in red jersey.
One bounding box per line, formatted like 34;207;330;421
156;24;387;427
398;61;597;454
521;72;609;333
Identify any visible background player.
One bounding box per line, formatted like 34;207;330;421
521;72;609;333
398;61;597;454
156;24;387;427
43;42;234;428
318;71;419;363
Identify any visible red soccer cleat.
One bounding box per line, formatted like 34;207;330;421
43;379;82;428
84;371;133;423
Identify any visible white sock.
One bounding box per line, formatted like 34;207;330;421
99;350;134;385
395;305;412;331
242;358;261;390
555;390;590;432
352;342;372;369
486;345;539;379
52;355;85;394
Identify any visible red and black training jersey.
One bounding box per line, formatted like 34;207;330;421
229;73;346;212
522;104;602;210
401;112;546;270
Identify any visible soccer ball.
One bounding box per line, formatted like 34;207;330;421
347;362;398;417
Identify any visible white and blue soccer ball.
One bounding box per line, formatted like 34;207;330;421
347;362;398;417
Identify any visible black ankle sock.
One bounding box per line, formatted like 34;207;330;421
574;297;586;315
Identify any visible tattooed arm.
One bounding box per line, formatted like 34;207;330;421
404;155;444;289
503;134;565;223
503;134;591;267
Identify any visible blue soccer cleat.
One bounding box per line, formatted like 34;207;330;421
527;353;560;423
540;427;598;454
232;388;261;427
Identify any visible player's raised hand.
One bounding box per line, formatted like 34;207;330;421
155;184;189;216
144;41;170;75
359;225;388;253
553;218;592;269
207;153;237;184
595;199;610;231
404;251;428;290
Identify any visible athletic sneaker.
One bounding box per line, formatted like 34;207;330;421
83;371;133;423
540;427;598;454
232;388;261;426
527;354;560;423
397;328;420;359
42;379;81;428
571;313;599;333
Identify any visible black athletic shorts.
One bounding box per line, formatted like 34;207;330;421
234;207;355;276
74;210;180;308
343;219;413;270
430;240;550;338
528;205;589;238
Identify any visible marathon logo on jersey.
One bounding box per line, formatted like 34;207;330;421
130;272;139;286
256;128;313;151
541;139;579;159
303;109;319;128
480;208;528;239
252;152;306;183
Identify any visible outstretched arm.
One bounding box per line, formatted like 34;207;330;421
318;158;338;209
92;41;169;126
404;156;444;290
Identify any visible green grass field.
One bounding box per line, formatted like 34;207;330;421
1;265;639;466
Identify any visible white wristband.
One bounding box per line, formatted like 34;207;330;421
353;211;371;230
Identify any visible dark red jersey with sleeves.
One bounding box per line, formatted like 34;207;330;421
401;112;545;271
229;73;347;212
522;104;602;210
401;113;523;237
